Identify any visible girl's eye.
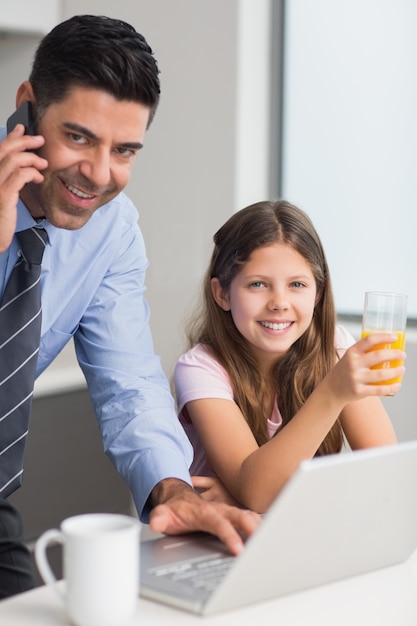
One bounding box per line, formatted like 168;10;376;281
290;281;304;288
250;281;265;288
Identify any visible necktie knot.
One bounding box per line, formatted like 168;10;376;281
17;228;47;266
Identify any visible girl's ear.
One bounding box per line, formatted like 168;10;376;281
211;277;231;311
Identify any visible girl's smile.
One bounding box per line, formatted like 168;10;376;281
258;320;293;333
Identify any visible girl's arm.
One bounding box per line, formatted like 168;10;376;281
187;379;347;513
339;397;397;449
185;333;403;513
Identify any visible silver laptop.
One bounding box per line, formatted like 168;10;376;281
140;440;417;615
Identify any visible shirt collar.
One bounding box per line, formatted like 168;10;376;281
16;199;50;243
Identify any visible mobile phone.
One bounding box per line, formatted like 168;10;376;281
6;101;36;136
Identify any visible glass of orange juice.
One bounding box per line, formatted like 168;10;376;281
361;291;407;390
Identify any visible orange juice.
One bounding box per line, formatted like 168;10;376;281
361;330;406;385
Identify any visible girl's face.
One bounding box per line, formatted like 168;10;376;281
212;242;318;369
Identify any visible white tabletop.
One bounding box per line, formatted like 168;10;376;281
1;550;417;626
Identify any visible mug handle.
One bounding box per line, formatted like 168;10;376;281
34;529;66;602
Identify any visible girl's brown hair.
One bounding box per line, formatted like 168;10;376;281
186;200;343;455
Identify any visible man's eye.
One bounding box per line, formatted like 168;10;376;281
116;147;137;157
68;133;86;144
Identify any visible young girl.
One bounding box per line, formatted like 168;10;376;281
174;200;403;513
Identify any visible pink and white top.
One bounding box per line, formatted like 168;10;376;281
174;325;355;476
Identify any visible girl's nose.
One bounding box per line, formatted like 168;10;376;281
268;290;288;311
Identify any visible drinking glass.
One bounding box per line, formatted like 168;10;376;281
361;291;407;389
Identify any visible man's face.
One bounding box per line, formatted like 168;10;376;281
22;86;150;229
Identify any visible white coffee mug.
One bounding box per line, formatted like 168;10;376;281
35;513;141;626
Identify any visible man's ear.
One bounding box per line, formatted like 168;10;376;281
16;81;36;108
211;278;231;311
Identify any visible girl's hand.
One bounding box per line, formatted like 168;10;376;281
192;475;243;507
329;332;406;401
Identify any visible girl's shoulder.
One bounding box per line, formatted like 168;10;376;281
176;343;226;374
174;344;234;411
335;324;357;357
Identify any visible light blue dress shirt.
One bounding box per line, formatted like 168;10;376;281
0;127;193;520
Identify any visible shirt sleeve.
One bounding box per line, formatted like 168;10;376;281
73;203;193;522
174;344;234;418
334;324;357;359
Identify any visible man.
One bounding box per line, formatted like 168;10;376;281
0;14;258;597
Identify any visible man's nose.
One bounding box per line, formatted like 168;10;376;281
79;149;111;188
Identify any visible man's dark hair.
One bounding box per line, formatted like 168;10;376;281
29;14;161;127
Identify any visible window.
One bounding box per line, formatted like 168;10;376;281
276;0;417;319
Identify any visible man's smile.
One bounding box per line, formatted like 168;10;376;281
63;182;96;199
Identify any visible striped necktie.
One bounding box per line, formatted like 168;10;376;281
0;227;47;499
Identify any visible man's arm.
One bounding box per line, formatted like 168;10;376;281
72;202;260;551
149;478;260;555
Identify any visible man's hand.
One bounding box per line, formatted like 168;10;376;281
148;478;261;556
0;124;47;252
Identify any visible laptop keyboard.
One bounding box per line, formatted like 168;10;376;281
150;553;235;592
